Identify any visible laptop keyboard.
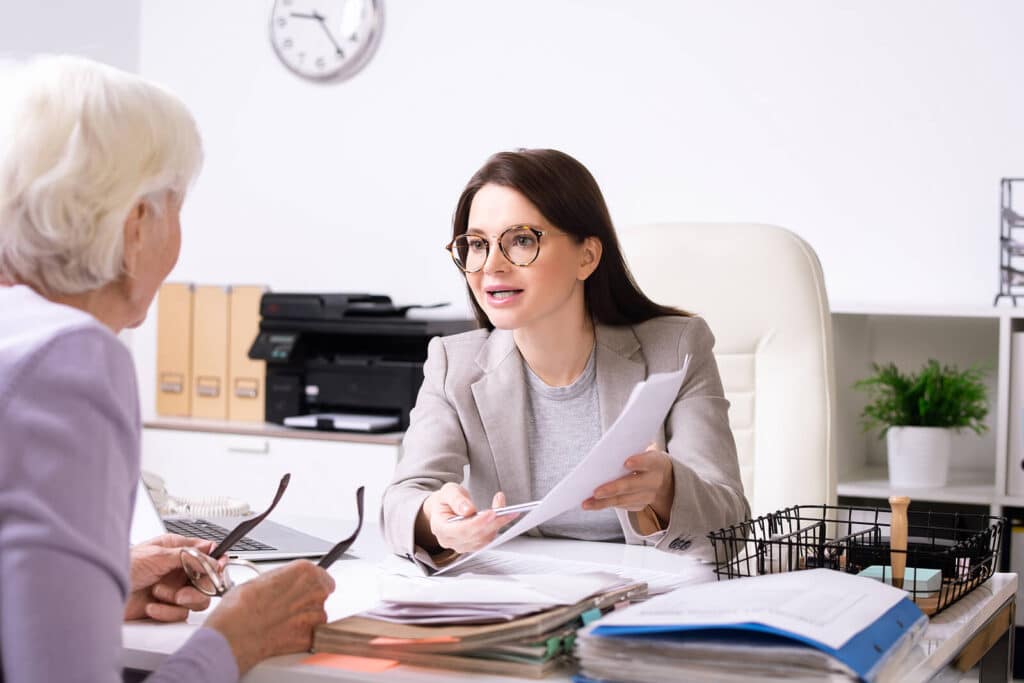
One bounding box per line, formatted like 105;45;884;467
165;518;277;552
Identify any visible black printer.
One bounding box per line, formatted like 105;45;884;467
248;293;476;432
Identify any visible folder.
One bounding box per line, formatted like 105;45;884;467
155;282;193;416
575;569;928;683
313;581;645;678
191;285;230;419
227;285;267;422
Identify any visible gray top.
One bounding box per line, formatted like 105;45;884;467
0;284;237;682
525;348;623;541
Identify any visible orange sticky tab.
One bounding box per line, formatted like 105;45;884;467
370;635;460;646
302;653;399;672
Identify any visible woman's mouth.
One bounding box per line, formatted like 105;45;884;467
485;289;523;305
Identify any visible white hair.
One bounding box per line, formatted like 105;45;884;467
0;56;203;295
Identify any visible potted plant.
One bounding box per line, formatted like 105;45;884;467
854;360;988;488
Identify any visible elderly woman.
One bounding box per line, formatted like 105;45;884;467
0;57;334;682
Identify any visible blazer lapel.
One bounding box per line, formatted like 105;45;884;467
471;330;533;506
595;324;646;433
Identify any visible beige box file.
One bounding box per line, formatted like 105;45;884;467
227;285;267;422
155;283;194;416
191;285;230;419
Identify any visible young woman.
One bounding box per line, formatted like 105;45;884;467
381;149;749;567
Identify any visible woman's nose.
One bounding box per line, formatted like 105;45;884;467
482;241;510;273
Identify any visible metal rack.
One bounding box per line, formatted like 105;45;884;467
995;177;1024;305
707;504;1004;616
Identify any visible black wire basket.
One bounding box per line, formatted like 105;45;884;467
707;504;1005;616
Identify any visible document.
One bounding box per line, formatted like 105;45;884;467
442;548;715;595
593;568;908;650
435;360;689;575
377;571;624;606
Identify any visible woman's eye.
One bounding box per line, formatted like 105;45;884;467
514;236;535;248
468;239;487;251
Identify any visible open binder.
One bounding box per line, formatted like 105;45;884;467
575;569;928;683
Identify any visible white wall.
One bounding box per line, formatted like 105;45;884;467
131;0;1024;418
0;0;139;69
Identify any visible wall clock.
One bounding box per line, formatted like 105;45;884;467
270;0;383;82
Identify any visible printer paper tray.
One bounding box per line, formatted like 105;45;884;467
283;412;400;433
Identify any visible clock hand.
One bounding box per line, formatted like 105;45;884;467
290;11;319;19
312;12;346;56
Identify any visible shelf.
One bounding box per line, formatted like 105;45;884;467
838;467;995;506
144;416;403;445
831;302;1008;319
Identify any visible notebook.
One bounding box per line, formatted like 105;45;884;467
130;479;334;561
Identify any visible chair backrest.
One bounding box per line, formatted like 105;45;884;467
618;223;837;517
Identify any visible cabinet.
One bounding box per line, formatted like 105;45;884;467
832;303;1018;515
141;418;401;522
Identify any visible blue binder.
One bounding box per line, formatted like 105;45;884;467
576;596;926;683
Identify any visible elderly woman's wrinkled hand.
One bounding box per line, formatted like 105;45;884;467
124;533;221;622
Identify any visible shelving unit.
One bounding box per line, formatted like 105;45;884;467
996;178;1024;306
832;303;1018;516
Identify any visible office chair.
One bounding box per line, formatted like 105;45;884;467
619;223;837;517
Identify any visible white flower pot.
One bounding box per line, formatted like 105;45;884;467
886;426;952;488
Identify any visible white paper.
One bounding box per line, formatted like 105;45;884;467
594;568;909;650
436;360;689;574
377;571;623;605
444;547;715;596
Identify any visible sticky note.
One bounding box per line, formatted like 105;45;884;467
302;653;399;673
858;565;942;595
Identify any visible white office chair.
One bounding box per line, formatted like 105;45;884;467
619;223;837;518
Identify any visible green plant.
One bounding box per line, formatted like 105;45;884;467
854;359;989;437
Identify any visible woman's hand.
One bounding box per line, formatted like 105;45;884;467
124;533;219;622
583;444;675;524
205;560;336;675
416;483;518;554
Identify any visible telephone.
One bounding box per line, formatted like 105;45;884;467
141;470;252;517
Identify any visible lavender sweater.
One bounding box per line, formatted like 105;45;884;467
0;285;237;682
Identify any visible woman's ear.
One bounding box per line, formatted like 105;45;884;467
577;236;603;281
121;201;148;278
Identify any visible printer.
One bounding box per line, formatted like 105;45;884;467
248;293;476;432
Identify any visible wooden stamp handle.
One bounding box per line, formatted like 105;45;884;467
889;495;910;589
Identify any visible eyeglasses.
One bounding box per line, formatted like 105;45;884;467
446;225;553;273
180;474;365;597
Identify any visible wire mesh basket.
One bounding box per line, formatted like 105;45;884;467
707;504;1005;616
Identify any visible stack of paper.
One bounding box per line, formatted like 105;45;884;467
313;572;647;678
574;569;928;683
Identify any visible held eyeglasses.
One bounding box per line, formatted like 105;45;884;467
446;224;565;273
179;474;365;597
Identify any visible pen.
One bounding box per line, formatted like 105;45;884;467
447;500;541;523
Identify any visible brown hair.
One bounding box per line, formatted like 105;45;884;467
452;148;690;330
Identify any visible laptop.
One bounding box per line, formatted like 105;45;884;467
130;479;334;561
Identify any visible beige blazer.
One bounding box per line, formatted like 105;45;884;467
381;315;750;562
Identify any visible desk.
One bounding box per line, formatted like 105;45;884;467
123;519;1016;682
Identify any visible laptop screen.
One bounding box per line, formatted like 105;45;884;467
130;479;167;545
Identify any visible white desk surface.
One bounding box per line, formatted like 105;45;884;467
122;518;1017;683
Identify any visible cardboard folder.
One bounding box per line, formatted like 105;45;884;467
191;285;230;419
155;282;194;417
228;285;268;422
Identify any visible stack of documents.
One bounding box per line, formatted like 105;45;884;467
574;569;928;683
313;572;647;678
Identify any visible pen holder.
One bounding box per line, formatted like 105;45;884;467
707;503;1004;616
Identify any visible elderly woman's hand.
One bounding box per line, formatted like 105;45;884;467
124;533;220;622
582;444;676;525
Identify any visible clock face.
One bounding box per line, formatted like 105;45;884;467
270;0;383;82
